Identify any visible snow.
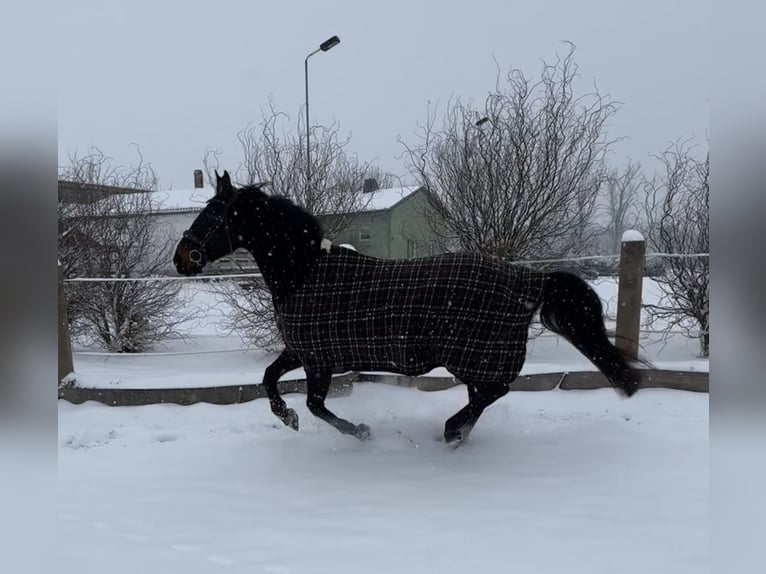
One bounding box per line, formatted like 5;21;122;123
58;386;708;573
622;229;645;242
60;274;708;573
153;186;215;211
359;186;420;211
81;186;215;214
145;185;421;214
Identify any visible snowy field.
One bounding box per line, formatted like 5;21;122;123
59;386;707;573
59;277;709;573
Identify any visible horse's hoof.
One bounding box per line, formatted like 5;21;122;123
282;409;299;431
445;433;464;449
444;422;473;448
355;423;372;441
444;428;470;448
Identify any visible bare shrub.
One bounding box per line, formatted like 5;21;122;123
59;147;194;352
402;43;618;263
643;141;709;357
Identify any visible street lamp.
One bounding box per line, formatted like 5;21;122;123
305;35;341;192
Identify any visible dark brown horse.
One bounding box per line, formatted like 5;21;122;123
175;171;639;446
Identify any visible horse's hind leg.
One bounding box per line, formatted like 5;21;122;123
443;380;509;447
262;350;303;430
306;369;372;441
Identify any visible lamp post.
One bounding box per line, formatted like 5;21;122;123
305;35;340;192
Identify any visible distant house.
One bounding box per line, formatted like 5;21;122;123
58;178;178;277
61;171;447;275
322;179;445;260
58;180;144;204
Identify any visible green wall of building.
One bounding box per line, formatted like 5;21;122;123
319;188;445;260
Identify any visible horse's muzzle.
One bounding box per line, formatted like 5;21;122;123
174;238;206;276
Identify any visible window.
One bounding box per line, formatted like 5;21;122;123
359;227;371;242
407;239;417;259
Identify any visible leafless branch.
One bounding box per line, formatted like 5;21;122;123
600;160;644;254
206;279;283;351
401;43;619;267
58;147;195;352
642;140;709;356
234;101;390;238
216;102;401;344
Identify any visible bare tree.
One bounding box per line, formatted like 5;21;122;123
643;141;709;357
402;43;618;263
210;279;283;351
58;148;194;352
234;102;388;238
203;104;400;347
601;161;644;254
60;145;158;191
58;147;160;279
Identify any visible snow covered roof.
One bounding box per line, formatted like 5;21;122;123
151;185;423;214
357;186;421;212
152;186;216;212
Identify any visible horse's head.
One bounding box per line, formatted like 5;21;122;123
174;171;325;298
174;170;240;276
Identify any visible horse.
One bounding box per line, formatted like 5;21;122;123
174;171;640;446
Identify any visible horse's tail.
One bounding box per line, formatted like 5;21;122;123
539;271;640;397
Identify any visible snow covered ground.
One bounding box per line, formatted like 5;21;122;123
59;276;708;572
59;385;708;573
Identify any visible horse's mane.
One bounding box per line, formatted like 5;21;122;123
239;184;324;239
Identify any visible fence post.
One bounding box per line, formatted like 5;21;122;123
58;262;74;385
615;230;646;360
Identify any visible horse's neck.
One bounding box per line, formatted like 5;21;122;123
251;246;318;302
241;201;321;302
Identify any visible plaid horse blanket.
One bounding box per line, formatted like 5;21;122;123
275;246;547;384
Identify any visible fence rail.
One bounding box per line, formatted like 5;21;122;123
61;251;708;284
58;368;708;407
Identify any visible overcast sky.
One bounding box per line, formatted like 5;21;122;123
57;0;708;190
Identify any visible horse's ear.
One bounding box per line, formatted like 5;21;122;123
217;170;235;200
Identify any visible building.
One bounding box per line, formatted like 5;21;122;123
59;171;447;275
323;178;444;259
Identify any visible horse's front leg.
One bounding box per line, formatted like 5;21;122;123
306;369;372;441
262;349;303;430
